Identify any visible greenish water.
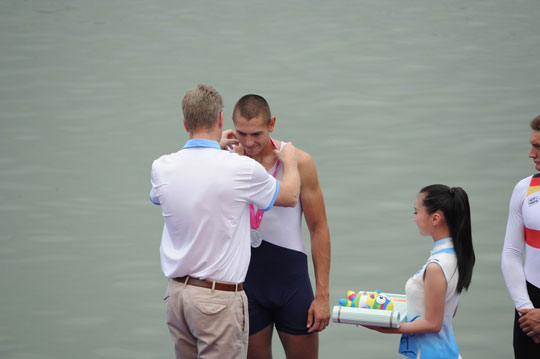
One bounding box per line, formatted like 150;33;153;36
1;1;539;358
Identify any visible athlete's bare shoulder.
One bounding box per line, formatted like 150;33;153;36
295;147;313;165
274;139;317;174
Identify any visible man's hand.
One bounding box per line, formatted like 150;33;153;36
306;296;330;333
274;142;298;168
518;308;540;343
273;142;300;207
220;129;239;150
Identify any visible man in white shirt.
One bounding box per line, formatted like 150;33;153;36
502;114;540;358
150;84;301;359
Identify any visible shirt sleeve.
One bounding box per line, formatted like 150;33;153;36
149;161;161;206
501;179;533;309
249;161;279;212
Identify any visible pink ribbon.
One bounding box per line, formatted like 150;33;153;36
250;138;280;229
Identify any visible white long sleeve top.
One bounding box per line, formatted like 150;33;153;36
501;173;540;309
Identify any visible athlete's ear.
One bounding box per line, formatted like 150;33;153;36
268;116;276;133
183;118;190;133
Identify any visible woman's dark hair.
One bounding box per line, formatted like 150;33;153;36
420;184;475;293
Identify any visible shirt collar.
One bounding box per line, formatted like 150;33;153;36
183;138;221;150
432;237;454;251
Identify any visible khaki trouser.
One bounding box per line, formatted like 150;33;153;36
165;278;249;359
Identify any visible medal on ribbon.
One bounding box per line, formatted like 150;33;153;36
250;228;263;248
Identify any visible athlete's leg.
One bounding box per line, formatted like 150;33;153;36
514;282;540;358
247;324;273;359
277;331;318;359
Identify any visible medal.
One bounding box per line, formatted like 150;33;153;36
250;228;263;248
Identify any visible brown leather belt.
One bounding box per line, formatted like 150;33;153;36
173;276;243;292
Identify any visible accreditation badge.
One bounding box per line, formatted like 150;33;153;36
250;228;263;248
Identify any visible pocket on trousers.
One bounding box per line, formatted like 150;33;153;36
193;301;227;315
239;293;248;333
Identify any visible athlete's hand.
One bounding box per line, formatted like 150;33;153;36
220;129;239;150
306;296;330;333
518;308;540;341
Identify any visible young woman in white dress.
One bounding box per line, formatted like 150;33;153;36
366;184;475;359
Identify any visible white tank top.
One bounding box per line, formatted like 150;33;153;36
257;141;305;254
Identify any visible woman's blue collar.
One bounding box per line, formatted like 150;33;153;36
432;237;453;249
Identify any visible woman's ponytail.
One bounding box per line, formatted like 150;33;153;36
420;185;475;293
450;187;475;293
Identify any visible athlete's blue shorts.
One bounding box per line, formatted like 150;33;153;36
244;240;315;336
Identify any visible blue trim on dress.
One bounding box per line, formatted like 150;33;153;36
260;181;279;212
149;195;161;205
183;139;221;150
432;248;456;255
432;237;453;249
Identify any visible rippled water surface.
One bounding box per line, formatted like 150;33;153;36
1;1;540;358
